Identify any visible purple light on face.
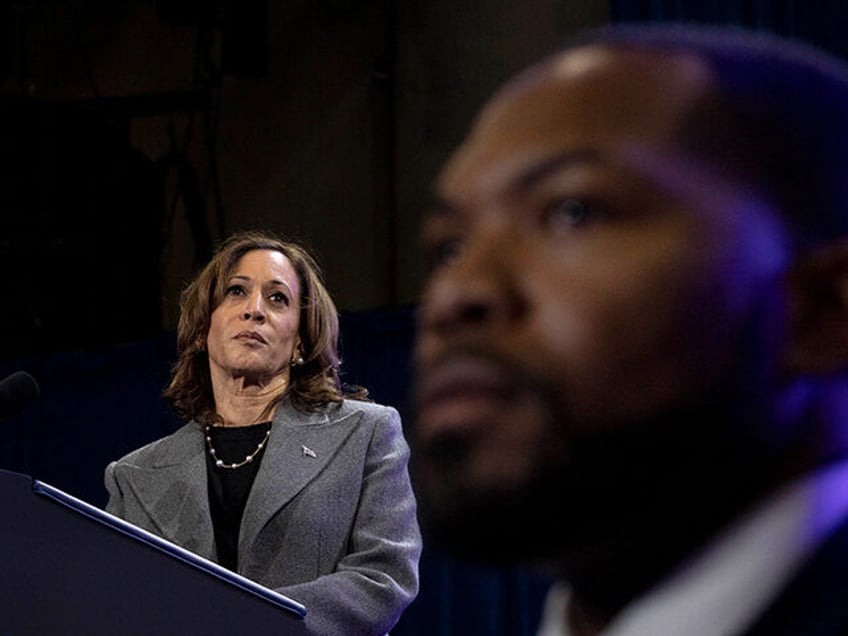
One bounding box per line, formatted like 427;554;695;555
803;460;848;547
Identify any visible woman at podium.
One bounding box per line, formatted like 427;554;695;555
104;230;421;635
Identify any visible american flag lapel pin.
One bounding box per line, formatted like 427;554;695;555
302;445;317;458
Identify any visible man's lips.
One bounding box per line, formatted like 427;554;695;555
234;331;267;344
415;356;516;440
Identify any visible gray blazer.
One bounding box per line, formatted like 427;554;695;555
104;398;421;636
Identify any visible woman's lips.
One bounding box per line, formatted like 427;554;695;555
234;331;267;344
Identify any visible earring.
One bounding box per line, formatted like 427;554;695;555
291;345;305;367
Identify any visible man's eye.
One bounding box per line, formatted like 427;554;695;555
427;239;464;271
545;198;591;231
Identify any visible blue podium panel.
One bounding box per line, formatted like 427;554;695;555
0;470;307;635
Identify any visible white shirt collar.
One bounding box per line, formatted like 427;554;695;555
536;460;848;636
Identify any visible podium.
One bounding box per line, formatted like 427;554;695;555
0;470;308;635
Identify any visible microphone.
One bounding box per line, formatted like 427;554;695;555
0;371;40;419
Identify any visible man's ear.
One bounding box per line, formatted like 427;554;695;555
785;238;848;373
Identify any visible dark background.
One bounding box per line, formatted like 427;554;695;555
3;1;848;633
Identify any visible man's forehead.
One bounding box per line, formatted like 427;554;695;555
436;45;718;199
489;43;715;116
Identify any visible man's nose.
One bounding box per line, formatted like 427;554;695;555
420;229;526;336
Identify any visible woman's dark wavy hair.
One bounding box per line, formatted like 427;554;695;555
164;230;369;424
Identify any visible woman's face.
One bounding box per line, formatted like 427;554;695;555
206;249;302;387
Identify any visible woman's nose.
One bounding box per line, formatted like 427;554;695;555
242;293;266;321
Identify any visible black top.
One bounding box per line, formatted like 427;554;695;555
205;421;272;571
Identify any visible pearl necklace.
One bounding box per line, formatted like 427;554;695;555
205;424;271;469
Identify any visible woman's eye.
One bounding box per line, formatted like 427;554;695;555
545;198;591;231
269;291;290;306
225;284;245;296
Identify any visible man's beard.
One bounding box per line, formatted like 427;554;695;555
412;434;574;565
409;371;633;567
411;413;657;567
411;375;781;571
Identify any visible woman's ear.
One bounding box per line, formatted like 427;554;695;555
785;238;848;373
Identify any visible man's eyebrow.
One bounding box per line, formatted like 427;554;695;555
427;148;605;217
512;148;603;192
425;148;606;222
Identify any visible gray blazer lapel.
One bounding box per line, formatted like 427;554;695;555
124;424;216;559
239;401;362;554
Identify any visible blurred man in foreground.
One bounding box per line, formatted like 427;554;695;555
413;23;848;636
